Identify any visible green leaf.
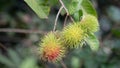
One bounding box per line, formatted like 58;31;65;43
62;0;97;21
73;10;83;21
20;58;38;68
111;28;120;38
71;57;80;68
24;0;50;18
8;49;21;65
62;0;82;15
87;34;99;51
48;0;58;6
81;0;97;17
0;54;14;67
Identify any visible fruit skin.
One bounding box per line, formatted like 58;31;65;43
39;32;65;62
62;23;86;48
79;15;99;33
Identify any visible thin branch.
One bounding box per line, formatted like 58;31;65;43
63;14;68;27
69;16;75;22
53;6;63;31
0;43;7;51
60;60;67;68
59;0;69;15
59;0;75;22
0;28;47;34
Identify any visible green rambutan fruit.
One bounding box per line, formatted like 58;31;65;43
80;14;99;33
62;23;86;48
39;32;66;62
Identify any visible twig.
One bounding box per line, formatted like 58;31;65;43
69;16;75;22
59;0;69;15
0;28;47;34
63;14;68;27
60;60;67;68
59;0;75;22
53;6;63;31
0;43;7;51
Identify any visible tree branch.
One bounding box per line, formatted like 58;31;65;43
59;0;69;15
60;60;67;68
53;6;63;31
63;14;68;27
0;28;47;34
59;0;75;22
0;43;7;51
69;16;75;22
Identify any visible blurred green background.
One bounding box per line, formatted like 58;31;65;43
0;0;120;68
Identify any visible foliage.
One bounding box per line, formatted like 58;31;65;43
24;0;50;18
0;0;120;68
24;0;100;62
0;49;39;68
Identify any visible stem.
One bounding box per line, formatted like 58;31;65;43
53;6;63;31
0;43;7;51
60;60;67;68
0;28;47;34
59;0;75;22
63;14;68;27
69;16;75;22
59;0;69;15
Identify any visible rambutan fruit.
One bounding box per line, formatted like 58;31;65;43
39;32;65;62
62;23;86;48
80;15;99;33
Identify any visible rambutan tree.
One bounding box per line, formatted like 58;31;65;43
25;0;99;64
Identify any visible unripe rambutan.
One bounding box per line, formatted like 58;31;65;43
80;15;99;33
62;23;86;48
39;32;65;62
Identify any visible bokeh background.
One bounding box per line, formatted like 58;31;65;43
0;0;120;68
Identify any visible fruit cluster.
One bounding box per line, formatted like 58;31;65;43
38;15;99;62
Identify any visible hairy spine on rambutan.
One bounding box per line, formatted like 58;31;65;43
79;15;99;33
39;32;65;62
61;23;86;48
